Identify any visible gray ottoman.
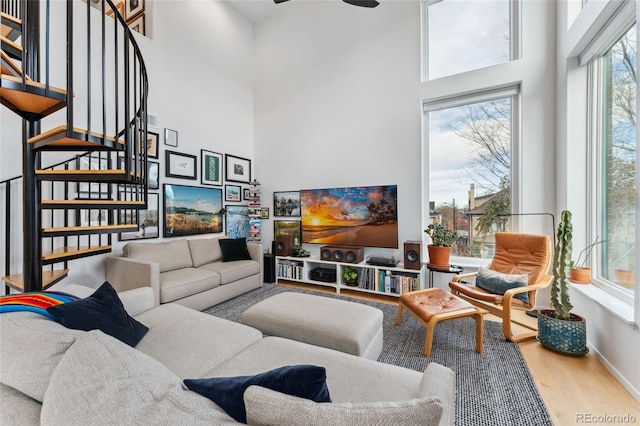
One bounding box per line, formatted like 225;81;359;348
240;292;384;360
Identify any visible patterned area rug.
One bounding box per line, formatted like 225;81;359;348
204;284;552;426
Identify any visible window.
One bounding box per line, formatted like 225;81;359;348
425;87;519;259
595;24;636;296
424;0;517;80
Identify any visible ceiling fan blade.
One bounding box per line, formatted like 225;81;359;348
274;0;290;3
342;0;380;7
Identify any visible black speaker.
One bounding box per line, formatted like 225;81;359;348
263;253;276;283
404;240;422;270
275;235;295;256
320;246;364;264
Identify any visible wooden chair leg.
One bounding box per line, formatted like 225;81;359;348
423;318;437;357
396;302;404;325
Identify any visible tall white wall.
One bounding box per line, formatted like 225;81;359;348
254;0;422;259
0;0;255;287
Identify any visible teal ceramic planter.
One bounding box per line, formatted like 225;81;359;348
537;309;588;356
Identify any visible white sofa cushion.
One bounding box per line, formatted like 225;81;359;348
134;304;263;379
200;259;260;284
125;239;193;273
244;386;443;426
159;268;221;303
41;330;238;425
189;237;225;267
0;312;83;402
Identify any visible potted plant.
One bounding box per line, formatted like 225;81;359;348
569;236;603;284
537;210;589;356
424;223;459;269
342;266;359;286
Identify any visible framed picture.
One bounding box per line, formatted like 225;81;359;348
148;161;159;189
260;207;270;219
146;131;158;159
201;149;223;186
225;205;250;239
119;193;159;241
225;184;241;202
225;154;251;184
166;151;197;180
274;191;301;217
243;188;251;201
274;220;302;243
125;0;144;19
127;13;144;35
164;128;178;147
163;184;223;237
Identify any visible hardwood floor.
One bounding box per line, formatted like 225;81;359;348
278;282;640;425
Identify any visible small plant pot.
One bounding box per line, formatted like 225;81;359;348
344;279;358;287
537;309;588;356
569;267;591;284
427;245;451;269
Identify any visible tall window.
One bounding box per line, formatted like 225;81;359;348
425;0;516;80
426;88;518;259
598;25;636;293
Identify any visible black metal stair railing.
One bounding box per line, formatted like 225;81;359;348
1;0;149;292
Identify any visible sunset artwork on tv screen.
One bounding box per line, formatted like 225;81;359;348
300;185;398;248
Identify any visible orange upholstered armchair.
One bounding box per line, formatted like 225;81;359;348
449;232;552;342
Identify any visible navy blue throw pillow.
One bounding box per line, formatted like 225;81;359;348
46;281;148;347
219;237;252;262
183;365;331;423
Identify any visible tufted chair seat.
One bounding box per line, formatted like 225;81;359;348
449;232;552;342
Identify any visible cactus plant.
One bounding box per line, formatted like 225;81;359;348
550;210;573;320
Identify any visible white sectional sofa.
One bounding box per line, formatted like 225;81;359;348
0;284;456;426
106;236;263;311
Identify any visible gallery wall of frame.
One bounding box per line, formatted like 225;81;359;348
85;0;151;38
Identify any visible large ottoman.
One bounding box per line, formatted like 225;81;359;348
240;292;384;360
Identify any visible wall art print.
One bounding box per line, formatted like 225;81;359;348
225;154;251;184
201;149;223;186
225;205;250;239
163;184;223;237
274;191;300;217
166;150;197;180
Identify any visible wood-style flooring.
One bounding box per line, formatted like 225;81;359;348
278;282;640;425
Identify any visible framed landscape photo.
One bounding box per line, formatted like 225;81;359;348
225;154;251;184
274;191;301;217
164;128;178;147
225;184;241;202
274;220;302;243
119;193;159;241
146;131;158;159
201;149;223;186
166;151;197;180
148;161;159;189
163;184;223;237
225;205;250;239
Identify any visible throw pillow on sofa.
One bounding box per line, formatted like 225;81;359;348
0;291;79;319
219;237;252;262
47;281;148;347
41;330;238;425
184;365;331;423
475;267;529;304
243;385;443;426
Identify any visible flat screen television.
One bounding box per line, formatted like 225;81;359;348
300;185;398;248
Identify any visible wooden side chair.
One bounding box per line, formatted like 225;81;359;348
449;232;552;342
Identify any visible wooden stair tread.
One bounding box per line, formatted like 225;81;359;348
0;74;66;118
28;125;125;150
1;13;21;41
1;50;26;78
35;169;142;182
42;199;145;208
43;224;138;235
1;34;21;54
43;246;112;262
2;269;69;292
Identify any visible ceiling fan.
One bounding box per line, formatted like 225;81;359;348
274;0;380;8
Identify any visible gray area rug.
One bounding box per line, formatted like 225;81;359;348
204;284;553;426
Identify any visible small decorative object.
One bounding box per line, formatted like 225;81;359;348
164;128;178;147
569;236;604;284
163;184;223;237
201;150;223;186
166;151;197;180
146;131;158;159
292;244;310;257
225;185;241;202
424;223;459;269
537;210;588;356
225;154;251;184
147;161;159;189
260;207;270;219
273;191;301;217
342;266;359;286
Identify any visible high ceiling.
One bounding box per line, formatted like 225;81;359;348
226;0;280;24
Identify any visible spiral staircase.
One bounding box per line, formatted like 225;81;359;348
1;0;149;293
